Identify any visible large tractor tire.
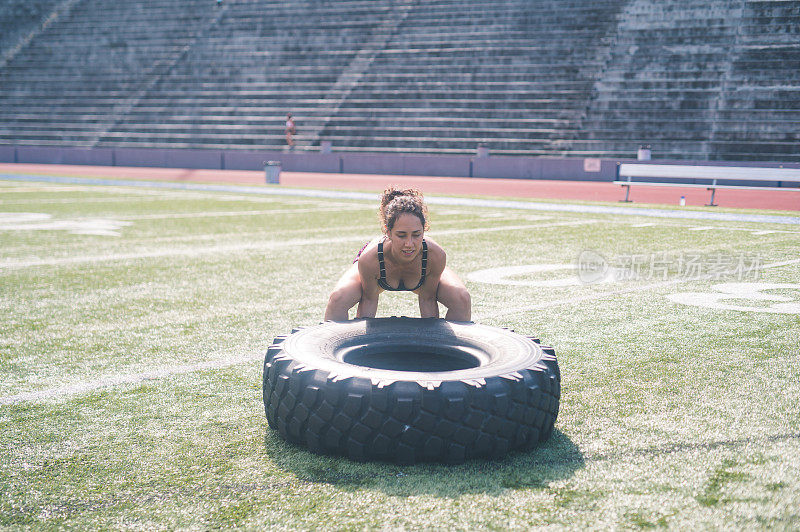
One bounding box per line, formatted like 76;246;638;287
263;317;559;464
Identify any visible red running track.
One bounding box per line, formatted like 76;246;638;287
1;163;798;211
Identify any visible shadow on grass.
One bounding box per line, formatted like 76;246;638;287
265;428;584;497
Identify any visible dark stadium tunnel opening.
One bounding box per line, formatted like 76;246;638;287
337;343;482;372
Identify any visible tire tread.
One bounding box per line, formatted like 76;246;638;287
262;320;560;464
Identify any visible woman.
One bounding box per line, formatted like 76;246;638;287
324;187;471;322
285;113;296;149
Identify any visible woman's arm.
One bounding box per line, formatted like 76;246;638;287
418;291;439;318
416;242;445;318
356;256;380;318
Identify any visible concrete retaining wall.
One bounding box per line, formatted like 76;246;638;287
2;146;798;184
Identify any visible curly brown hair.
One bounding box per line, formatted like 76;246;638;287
379;187;430;232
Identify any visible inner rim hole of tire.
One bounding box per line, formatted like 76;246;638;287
340;344;481;372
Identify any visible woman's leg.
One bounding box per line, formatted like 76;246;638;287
436;266;472;321
324;262;362;321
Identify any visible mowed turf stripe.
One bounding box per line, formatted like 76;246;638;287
432;219;597;236
0;221;589;270
3;173;799;225
114;205;373;221
4;258;798;406
0;352;260;406
0;235;371;270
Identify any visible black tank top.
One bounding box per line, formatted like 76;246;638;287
377;239;428;291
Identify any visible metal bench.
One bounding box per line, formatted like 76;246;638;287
615;163;800;206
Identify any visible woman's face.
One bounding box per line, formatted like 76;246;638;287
386;212;424;261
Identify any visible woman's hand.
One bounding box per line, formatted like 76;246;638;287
356;294;379;318
418;294;440;318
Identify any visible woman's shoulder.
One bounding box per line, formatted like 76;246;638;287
423;237;446;269
355;237;383;266
423;236;445;256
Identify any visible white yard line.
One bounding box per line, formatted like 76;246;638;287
761;258;800;269
0;196;187;205
0;193;288;205
626;219;799;235
0;185;110;193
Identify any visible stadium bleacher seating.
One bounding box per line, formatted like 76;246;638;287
569;0;800;161
0;0;798;161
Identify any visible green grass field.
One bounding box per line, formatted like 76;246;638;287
1;176;799;530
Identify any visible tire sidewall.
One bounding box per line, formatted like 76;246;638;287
280;317;546;387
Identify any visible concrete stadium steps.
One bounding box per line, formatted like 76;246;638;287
313;0;625;154
564;0;800;161
84;0;403;150
0;0;401;150
711;1;800;161
0;0;66;58
0;0;798;159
